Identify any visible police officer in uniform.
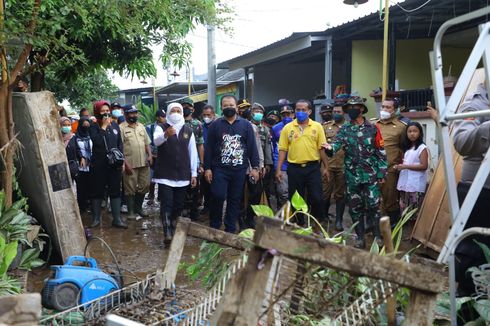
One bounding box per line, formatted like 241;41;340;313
375;98;406;226
322;103;346;230
323;98;387;248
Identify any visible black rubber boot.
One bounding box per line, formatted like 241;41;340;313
111;198;128;229
389;210;401;228
335;201;345;231
354;219;366;249
161;212;173;243
90;199;102;228
324;200;332;221
135;193;148;217
126;195;136;219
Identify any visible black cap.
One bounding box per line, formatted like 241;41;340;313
156;109;166;118
122;104;138;113
111;102;122;109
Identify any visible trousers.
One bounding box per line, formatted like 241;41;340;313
209;167;247;233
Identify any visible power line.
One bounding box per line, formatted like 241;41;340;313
391;0;432;13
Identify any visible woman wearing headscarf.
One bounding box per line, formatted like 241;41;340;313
88;100;127;229
74;117;93;213
60;117;78;181
152;103;198;243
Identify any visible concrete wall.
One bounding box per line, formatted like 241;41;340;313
351;39;472;118
253;61;325;106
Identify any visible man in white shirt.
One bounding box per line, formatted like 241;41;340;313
152;103;198;243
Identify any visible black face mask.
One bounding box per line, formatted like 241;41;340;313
321;113;333;122
99;112;111;119
127;116;138;124
346;108;361;120
265;117;278;126
239;108;251;120
223;107;237;118
183;107;192;117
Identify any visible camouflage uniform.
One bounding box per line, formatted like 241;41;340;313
185;118;204;220
327;118;387;241
185;118;204;147
256;124;273;166
322;120;346;228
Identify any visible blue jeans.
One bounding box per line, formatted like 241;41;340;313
209;167;247;233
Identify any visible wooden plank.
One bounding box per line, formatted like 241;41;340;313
187;220;252;250
254;218;445;293
412;68;485;252
211;247;274;326
163;218;190;288
404;291;437;325
380;216;396;326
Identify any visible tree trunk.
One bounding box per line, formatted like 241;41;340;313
30;71;44;92
0;81;14;207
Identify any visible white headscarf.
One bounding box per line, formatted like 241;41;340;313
166;102;185;131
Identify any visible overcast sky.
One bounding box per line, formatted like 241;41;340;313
112;0;404;90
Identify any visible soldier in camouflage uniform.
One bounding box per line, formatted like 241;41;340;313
323;98;387;248
322;103;346;231
181;98;204;220
243;103;273;228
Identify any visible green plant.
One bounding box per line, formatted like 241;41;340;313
0;236;22;296
137;101;157;126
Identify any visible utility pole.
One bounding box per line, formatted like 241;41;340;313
207;25;216;109
381;0;390;101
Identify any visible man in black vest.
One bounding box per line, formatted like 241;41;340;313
152;103;198;243
204;95;260;233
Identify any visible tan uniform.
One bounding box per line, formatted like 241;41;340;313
375;117;406;214
322;121;345;201
120;121;151;195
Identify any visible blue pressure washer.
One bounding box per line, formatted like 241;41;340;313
42;237;124;311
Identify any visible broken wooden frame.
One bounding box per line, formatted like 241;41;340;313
163;217;446;325
430;7;490;263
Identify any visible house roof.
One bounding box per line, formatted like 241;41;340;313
218;0;489;70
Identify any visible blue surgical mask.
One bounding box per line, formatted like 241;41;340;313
61;126;71;134
282;117;293;124
252;112;263;122
112;109;122;118
295;111;309;122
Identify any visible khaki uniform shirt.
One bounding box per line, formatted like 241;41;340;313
375;117;406;170
323;120;344;170
120;121;150;168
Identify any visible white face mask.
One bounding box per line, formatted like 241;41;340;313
380;110;392;120
167;112;184;125
203;117;213;124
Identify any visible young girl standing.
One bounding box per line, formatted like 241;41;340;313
394;122;429;212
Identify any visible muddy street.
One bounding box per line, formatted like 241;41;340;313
28;203;203;293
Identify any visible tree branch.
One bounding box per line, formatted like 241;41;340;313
9;0;41;84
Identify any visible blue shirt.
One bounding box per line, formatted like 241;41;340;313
204;117;260;171
203;121;212;144
272;120;291;171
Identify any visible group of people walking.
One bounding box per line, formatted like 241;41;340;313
60;94;430;249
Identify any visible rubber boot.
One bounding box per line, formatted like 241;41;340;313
335;201;345;231
371;211;383;246
161;212;173;243
90;199;102;228
135;193;148;217
389;210;401;228
111;198;128;229
126;195;136;219
354;219;366;249
324;200;332;221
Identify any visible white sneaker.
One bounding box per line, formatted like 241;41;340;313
121;205;128;213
